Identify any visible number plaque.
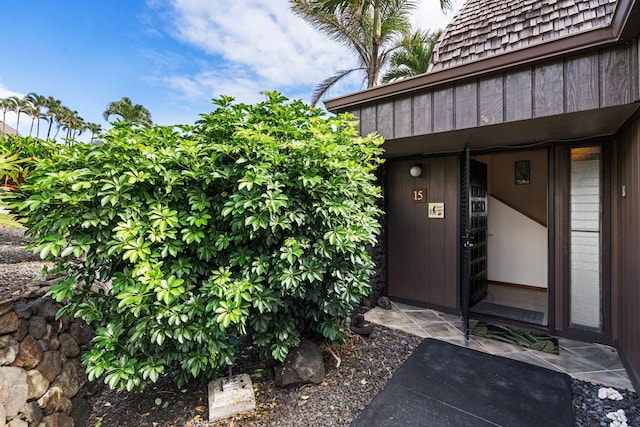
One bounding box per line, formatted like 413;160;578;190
412;188;427;203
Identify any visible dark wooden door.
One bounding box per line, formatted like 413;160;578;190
460;148;488;337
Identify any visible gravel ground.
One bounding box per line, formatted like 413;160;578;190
1;225;639;426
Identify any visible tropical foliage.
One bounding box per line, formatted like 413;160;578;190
382;28;442;83
0;93;103;142
0;135;58;189
16;93;384;391
103;96;153;127
291;0;451;106
0;93;149;142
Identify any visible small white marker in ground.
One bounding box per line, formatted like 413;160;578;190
208;373;256;422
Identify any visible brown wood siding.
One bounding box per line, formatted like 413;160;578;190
345;42;637;146
601;45;633;108
386;157;459;309
361;105;377;137
566;55;600;113
614;116;640;389
506;69;533;122
377;101;394;140
394;96;412;139
534;61;564;118
413;92;432;135
455;82;478;129
433;88;454;133
479;76;504;126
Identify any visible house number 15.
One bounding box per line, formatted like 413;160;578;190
412;188;427;203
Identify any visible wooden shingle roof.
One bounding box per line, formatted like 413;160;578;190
429;0;618;72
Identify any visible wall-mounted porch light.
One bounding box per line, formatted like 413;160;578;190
409;164;423;178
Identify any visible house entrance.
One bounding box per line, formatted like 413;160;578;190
467;150;549;328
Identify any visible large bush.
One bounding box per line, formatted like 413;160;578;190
1;135;58;190
18;92;384;391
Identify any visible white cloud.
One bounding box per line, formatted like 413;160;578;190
411;0;464;32
0;82;23;100
157;0;463;106
166;0;353;90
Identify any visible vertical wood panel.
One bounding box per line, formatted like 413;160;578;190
377;101;394;140
413;91;432;135
422;157;446;304
433;87;454;132
552;145;568;332
455;82;478;130
616;117;640;389
479;76;504;126
565;55;599;113
360;104;377;137
386;156;459;310
601;45;631;107
534;62;564;118
505;69;533;122
394;96;413;139
387;160;415;300
444;156;459;308
414;160;432;303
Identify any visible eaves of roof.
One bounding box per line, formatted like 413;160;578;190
324;0;640;112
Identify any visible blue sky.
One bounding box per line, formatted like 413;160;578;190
1;0;461;140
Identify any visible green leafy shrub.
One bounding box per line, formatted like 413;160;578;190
17;92;384;391
1;135;59;188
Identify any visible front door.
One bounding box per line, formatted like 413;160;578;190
460;147;488;337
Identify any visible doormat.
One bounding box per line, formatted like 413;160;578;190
472;322;559;354
471;301;545;324
352;339;574;426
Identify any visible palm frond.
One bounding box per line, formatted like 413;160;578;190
311;68;365;107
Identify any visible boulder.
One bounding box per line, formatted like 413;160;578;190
28;316;47;340
40;412;74;427
17;400;42;425
32;300;60;324
68;322;93;346
14;335;43;369
377;296;392;310
274;340;325;387
36;351;62;383
0;366;28;417
0;312;19;336
0;302;13;318
58;334;79;359
26;368;50;399
0;336;19;366
51;358;86;399
37;387;72;416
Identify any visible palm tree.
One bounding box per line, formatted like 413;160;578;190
25;93;49;138
45;97;63;140
382;28;442;83
52;106;74;140
292;0;452;106
8;96;30;134
292;0;417;106
86;123;102;143
0;98;16;134
103;97;152;127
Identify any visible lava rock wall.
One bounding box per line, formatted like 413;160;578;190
0;292;94;427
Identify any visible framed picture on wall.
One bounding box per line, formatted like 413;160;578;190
515;160;530;185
